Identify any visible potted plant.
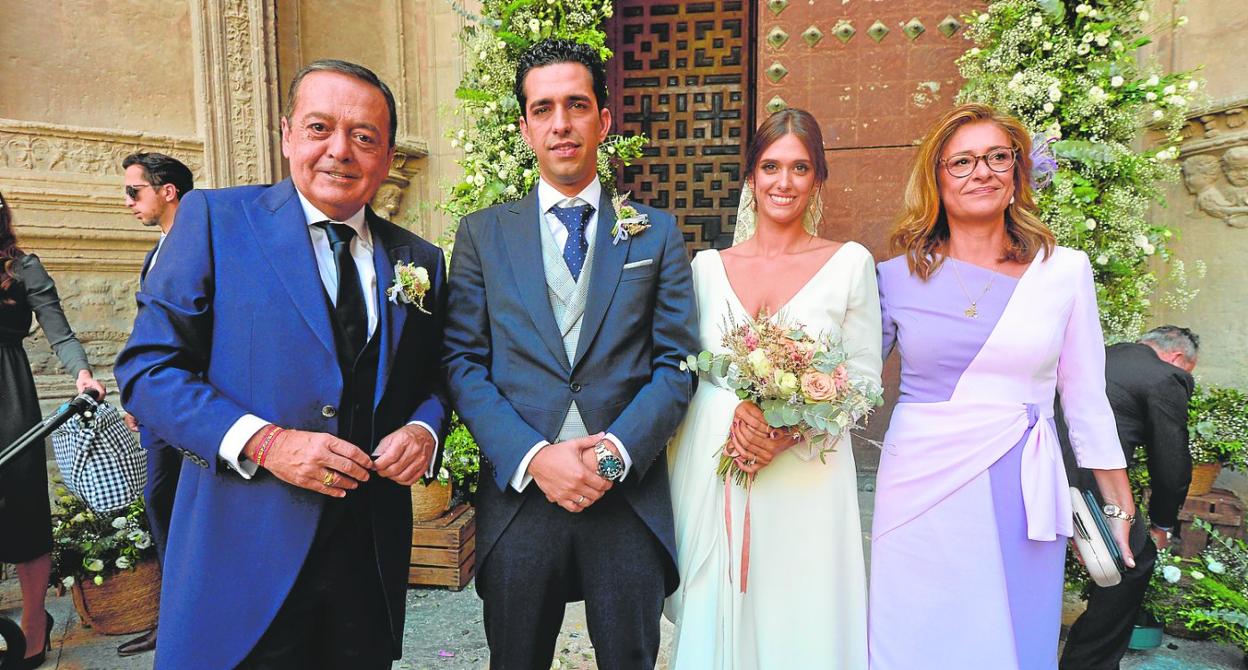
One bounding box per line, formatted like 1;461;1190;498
48;486;160;635
411;414;480;521
1188;386;1248;496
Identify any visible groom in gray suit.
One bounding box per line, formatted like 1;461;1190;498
443;39;699;669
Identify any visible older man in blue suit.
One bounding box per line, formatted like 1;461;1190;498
444;39;699;669
115;60;447;669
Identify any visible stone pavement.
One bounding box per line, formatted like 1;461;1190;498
2;476;1244;669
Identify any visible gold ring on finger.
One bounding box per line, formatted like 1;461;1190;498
322;470;336;487
576;495;586;504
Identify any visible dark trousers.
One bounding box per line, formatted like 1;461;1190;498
237;495;392;670
1061;520;1157;670
144;443;181;568
478;487;668;670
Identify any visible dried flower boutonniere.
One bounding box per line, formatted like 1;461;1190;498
386;261;432;314
610;192;651;245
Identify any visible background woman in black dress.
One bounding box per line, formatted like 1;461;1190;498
0;191;105;667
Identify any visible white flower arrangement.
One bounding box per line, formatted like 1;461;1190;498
958;0;1204;340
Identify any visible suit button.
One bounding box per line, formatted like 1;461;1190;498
570;382;582;393
321;405;338;418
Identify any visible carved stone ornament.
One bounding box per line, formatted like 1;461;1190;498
903;17;926;40
1174;99;1248;228
767;0;789;16
766;96;788;115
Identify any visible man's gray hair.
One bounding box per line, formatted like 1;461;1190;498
1138;325;1200;360
284;59;397;148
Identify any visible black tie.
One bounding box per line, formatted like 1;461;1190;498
317;221;368;356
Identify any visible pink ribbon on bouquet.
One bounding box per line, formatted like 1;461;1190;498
722;441;755;593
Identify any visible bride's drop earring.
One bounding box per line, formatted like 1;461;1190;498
1009;195;1016;205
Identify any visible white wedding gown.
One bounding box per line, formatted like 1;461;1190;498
664;243;882;669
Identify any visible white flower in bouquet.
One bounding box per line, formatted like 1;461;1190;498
134;532;152;550
1111;76;1125;88
85;558;105;572
115;556;132;569
1162;565;1182;583
1191;570;1207;581
62;576;75;588
93;575;104;585
747;348;772;378
1207;559;1227;574
112;516;128;529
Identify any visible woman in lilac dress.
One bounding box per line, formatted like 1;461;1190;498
868;104;1136;670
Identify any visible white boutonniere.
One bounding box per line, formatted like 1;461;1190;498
610;192;650;245
386;261;432;314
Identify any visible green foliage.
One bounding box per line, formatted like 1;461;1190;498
1188;385;1248;468
439;414;482;496
1144;519;1248;651
440;0;648;240
49;487;155;588
958;0;1204;340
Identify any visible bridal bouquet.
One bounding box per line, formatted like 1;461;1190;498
683;309;884;486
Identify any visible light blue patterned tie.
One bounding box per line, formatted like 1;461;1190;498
551;203;594;281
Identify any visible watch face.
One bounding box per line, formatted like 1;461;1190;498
598;454;624;480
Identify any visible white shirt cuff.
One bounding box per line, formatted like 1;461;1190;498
219;414;268;479
405;421;441;478
511;440;549;492
603;433;632;480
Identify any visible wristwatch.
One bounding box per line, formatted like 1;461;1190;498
1102;502;1136;523
594;440;625;481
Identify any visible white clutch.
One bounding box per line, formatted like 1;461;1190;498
1070;486;1124;588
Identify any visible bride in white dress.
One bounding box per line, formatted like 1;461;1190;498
664;108;881;669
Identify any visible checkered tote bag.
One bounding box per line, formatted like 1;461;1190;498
51;396;147;514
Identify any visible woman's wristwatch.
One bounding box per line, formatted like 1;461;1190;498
1102;502;1136;523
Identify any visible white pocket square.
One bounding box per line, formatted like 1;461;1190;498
623;259;654;269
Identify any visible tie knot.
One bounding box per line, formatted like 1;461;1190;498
551;203;594;235
317;221;357;247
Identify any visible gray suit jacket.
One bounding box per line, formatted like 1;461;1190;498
443;187;698;589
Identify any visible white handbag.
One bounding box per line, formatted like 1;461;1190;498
1070;486;1124;587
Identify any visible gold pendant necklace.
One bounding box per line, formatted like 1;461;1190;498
949;259;999;319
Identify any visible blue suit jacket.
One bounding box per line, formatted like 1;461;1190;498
115;179;448;669
443;187;698;592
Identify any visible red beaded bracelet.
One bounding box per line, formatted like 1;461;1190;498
254;425;283;468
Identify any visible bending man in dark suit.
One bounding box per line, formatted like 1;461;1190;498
117;150;194;657
1060;325;1199;670
116;60;447;669
443;39;699;670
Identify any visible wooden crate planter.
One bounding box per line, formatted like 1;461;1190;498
409;503;475;590
1175;487;1245;557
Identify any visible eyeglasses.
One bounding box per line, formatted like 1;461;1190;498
125;184;156;200
939;147;1017;179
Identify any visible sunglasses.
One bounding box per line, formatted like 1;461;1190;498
125;184;157;200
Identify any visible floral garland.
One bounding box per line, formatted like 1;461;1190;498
440;0;648;237
958;0;1204;340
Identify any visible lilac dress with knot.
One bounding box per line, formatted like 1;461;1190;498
868;248;1126;670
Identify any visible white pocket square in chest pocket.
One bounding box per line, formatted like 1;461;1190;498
622;259;654;270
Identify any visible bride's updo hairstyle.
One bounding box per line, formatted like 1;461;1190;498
890;103;1054;280
744;107;829;185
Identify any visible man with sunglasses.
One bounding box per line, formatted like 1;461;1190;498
117;151;193;657
1059;325;1200;670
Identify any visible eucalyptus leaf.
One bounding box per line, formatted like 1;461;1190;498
1053;140;1119;165
1036;0;1065;21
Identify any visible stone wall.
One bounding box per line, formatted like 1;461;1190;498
1143;0;1248;386
0;0;467;412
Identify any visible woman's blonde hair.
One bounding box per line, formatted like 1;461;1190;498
890;103;1054;280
